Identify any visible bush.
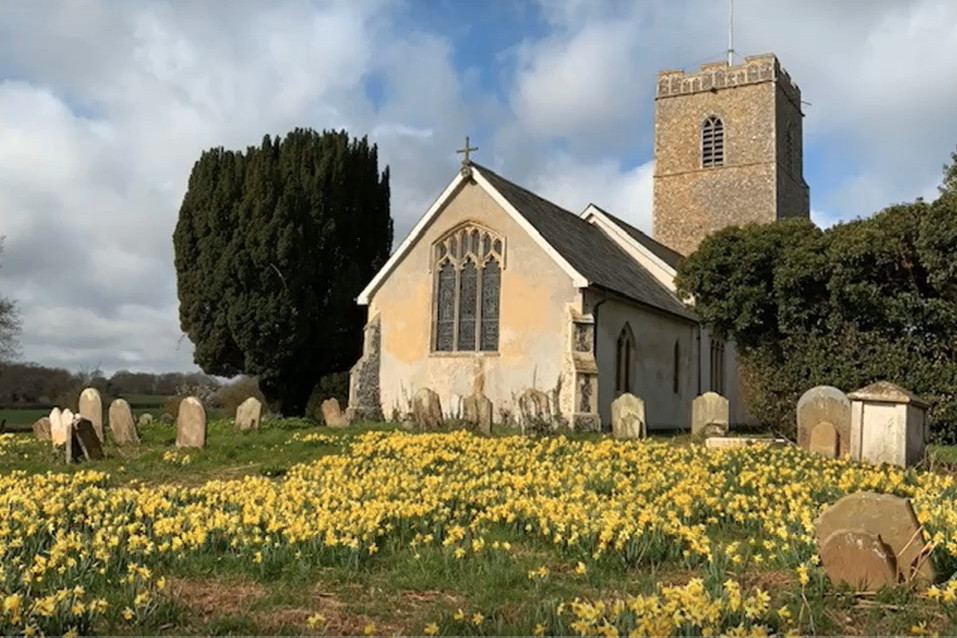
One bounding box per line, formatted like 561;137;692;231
212;376;266;417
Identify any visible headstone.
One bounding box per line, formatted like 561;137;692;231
797;386;850;457
49;407;68;446
412;388;443;430
518;388;552;433
236;397;263;431
449;394;463;420
808;421;839;458
611;393;646;440
819;529;899;592
72;417;104;460
78;387;104;442
462;392;493;435
691;392;729;439
175;397;207;448
137;413;154;426
815;492;935;585
64;420;81;462
321;398;348;428
108;399;140;445
32;417;52;441
848;381;930;468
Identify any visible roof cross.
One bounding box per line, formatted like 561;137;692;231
456;135;478;165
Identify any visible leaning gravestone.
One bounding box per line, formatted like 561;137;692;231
321;398;348;428
176;397;207;448
815;492;935;585
462;392;493;435
518;388;552;433
73;417;104;460
412;388;443;430
611;393;646;440
236;397;263;431
797;386;850;458
108;399;140;445
819;528;899;592
49;407;67;446
78;387;104;442
691;392;729;439
32;417;52;441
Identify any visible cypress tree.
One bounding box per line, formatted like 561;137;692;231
173;128;392;415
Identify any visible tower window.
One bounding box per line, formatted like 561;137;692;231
702;116;724;168
784;125;794;176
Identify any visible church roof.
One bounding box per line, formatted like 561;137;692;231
473;163;697;322
586;205;685;270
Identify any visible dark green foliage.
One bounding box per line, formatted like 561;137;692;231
305;371;350;423
676;145;957;442
174;129;392;416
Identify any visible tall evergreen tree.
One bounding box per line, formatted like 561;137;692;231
173;129;392;415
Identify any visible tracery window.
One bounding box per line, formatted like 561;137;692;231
702;116;725;167
431;224;504;353
615;323;635;394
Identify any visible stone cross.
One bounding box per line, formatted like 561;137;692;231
456;136;478;165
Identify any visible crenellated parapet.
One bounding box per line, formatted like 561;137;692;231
656;53;802;108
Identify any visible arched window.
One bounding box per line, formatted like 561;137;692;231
673;340;680;394
615;324;635;394
431;224;504;352
702;116;724;167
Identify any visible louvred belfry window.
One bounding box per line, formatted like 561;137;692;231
702;116;725;167
431;224;504;353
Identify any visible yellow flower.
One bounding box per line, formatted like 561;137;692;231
453;609;465;621
307;613;326;627
424;622;439;635
64;627;78;638
575;561;587;575
363;622;377;635
122;606;134;620
534;623;546;636
156;576;166;590
3;593;21;619
472;613;484;625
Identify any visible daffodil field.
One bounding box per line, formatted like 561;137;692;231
2;423;957;636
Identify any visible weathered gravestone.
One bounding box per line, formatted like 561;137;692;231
691;392;729;439
848;381;930;468
66;417;104;462
518;388;552;433
49;407;67;446
819;529;899;592
78;387;104;442
176;397;207;448
321;398;348;428
412;388;443;430
611;393;646;440
462;392;493;435
815;492;935;586
236;397;263;431
449;394;463;420
137;413;154;426
797;386;850;458
108;399;140;445
32;417;52;441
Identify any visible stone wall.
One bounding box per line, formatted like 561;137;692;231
347;314;382;421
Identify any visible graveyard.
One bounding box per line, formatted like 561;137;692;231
0;385;955;637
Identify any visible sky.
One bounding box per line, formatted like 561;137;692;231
1;0;955;376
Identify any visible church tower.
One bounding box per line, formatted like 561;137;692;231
652;53;810;257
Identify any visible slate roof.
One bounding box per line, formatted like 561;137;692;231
588;205;685;270
472;163;697;322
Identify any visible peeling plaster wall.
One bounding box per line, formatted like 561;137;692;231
368;180;579;423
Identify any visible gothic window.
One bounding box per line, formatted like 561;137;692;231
673;340;680;394
702;116;724;168
431;223;504;353
615;324;635;393
710;337;726;395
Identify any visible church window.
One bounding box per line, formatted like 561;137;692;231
702;116;724;167
710;337;726;395
673;340;680;394
431;223;504;353
615;324;635;393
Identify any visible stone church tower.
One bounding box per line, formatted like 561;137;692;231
652;53;810;257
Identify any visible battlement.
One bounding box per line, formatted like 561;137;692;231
656;53;801;105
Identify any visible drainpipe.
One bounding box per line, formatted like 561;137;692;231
591;299;607;429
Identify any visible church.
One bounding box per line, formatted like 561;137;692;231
348;53;810;431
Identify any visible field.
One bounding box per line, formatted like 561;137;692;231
2;421;957;636
0;395;223;430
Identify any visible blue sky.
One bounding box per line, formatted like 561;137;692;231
0;0;955;375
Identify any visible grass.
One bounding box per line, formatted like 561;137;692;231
0;395;225;429
2;421;957;635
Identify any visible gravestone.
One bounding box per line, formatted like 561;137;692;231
321;398;348;428
236;397;262;431
32;417;52;441
73;417;104;460
137;413;154;426
78;387;104;442
462;392;493;435
808;421;839;458
412;388;443;430
611;393;646;440
848;381;930;468
691;392;729;439
108;399;140;445
797;386;850;458
815;492;935;585
49;407;68;446
176;397;207;448
449;394;463;420
518;388;552;433
819;529;898;592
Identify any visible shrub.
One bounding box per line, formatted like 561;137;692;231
212;376;266;416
